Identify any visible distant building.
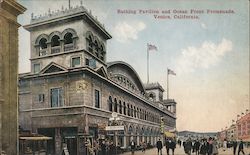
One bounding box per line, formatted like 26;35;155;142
227;124;237;141
18;4;177;155
218;130;227;142
178;131;218;141
237;113;250;141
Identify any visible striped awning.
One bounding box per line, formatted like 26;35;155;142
165;132;175;138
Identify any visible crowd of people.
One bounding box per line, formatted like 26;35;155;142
83;137;247;155
85;138;117;155
181;138;246;155
154;137;247;155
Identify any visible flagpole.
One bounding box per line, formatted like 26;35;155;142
147;44;149;84
167;69;169;99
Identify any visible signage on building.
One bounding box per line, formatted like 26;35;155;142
105;126;124;131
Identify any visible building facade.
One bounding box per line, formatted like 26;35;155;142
18;4;176;155
237;113;250;141
0;0;26;154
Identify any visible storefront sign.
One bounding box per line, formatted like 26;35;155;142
105;126;124;131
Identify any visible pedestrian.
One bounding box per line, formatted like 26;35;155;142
130;140;136;155
170;139;176;155
184;138;192;155
165;139;170;155
212;138;218;155
156;138;163;155
100;140;106;155
223;139;227;151
142;141;147;153
233;140;238;155
194;139;200;155
207;137;213;155
238;140;245;155
199;140;207;155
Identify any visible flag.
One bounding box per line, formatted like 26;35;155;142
168;68;176;76
147;43;158;51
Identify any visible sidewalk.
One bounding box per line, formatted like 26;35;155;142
120;146;250;155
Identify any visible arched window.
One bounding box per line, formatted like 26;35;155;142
64;33;73;44
100;44;105;61
114;98;117;112
123;102;126;115
86;31;94;53
39;38;47;49
94;40;99;57
51;35;60;54
64;32;74;51
134;106;136;118
119;101;122;114
130;105;133;117
108;96;112;112
128;126;133;134
127;104;130;116
137;107;139;118
51;35;60;47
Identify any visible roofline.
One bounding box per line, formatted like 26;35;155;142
107;61;146;93
23;9;112;40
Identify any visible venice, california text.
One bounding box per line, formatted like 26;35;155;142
117;9;235;20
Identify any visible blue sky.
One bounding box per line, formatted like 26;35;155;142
17;0;249;132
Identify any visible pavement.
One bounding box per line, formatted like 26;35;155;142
120;146;250;155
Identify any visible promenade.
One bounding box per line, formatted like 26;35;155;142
120;146;250;155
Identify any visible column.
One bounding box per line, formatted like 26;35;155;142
123;135;126;148
0;1;26;154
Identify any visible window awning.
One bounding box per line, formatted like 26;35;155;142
19;136;52;141
165;132;175;138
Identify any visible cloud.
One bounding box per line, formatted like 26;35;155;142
113;21;146;43
176;38;233;74
201;23;207;29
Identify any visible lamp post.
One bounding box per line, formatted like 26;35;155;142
107;112;124;155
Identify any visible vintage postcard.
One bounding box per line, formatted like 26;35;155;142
1;0;249;155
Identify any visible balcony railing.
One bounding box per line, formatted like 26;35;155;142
51;46;60;54
64;43;74;51
39;49;47;56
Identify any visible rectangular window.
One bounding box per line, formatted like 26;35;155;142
50;88;64;107
34;63;40;73
89;59;96;68
95;89;100;108
85;58;90;66
72;57;81;67
38;94;44;103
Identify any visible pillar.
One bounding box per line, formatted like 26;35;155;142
123;135;126;148
0;1;26;154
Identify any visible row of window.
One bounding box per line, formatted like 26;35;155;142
35;29;78;56
107;96;161;124
86;31;106;61
37;87;161;124
111;75;138;92
36;87;171;127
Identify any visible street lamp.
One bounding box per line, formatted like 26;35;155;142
106;112;124;155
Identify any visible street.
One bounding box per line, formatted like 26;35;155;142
120;146;250;155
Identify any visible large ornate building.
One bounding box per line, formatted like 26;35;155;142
18;4;176;155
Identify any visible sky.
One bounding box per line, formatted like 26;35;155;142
17;0;249;132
